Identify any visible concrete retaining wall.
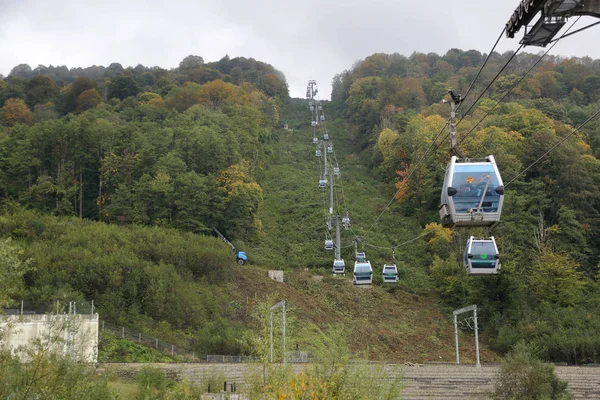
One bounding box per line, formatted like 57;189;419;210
1;314;98;362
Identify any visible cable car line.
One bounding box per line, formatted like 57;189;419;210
547;19;600;43
362;227;439;251
456;44;524;127
351;36;522;257
362;121;449;241
361;38;524;241
457;28;507;110
504;106;600;187
457;17;582;146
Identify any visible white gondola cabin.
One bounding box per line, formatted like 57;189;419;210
318;105;322;111
310;106;314;112
323;133;329;140
440;155;504;228
327;145;333;153
319;179;326;188
308;101;313;107
315;149;321;157
342;216;350;229
353;252;372;285
324;239;334;250
313;137;318;144
333;167;340;177
464;236;501;275
320;115;325;121
333;259;345;275
311;121;317;127
382;264;399;283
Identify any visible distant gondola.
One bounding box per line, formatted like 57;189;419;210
464;236;501;275
332;259;345;275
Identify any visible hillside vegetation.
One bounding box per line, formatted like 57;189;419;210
330;49;600;364
1;49;600;366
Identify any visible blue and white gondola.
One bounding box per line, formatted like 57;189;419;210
440;155;504;228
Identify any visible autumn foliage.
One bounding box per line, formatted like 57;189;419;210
1;98;33;126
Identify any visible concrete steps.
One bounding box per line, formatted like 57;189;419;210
100;362;600;399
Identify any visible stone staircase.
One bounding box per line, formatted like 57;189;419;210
101;362;600;399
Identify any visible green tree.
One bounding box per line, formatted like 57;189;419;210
108;76;140;100
25;75;58;108
492;341;571;400
0;239;31;308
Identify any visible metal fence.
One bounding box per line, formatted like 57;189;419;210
4;299;96;316
4;300;311;364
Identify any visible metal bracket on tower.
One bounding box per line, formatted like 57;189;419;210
444;90;465;159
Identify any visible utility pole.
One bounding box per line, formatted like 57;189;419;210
324;137;328;179
329;166;334;215
335;215;341;260
270;300;286;363
445;90;465;159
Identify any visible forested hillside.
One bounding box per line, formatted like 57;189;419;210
0;55;289;355
2;48;600;366
331;49;600;363
0;55;288;239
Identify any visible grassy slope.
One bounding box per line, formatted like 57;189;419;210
231;99;499;364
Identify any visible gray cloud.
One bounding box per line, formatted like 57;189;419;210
1;0;599;98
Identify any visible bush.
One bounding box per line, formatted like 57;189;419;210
491;341;572;400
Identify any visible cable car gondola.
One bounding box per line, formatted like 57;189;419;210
382;264;399;283
440;155;504;228
313;137;318;144
320;115;325;121
464;236;501;275
342;215;350;230
333;167;340;177
327;145;333;153
332;259;345;275
323;133;329;140
324;239;334;250
353;252;372;285
315;149;321;157
311;121;317;127
319;179;327;188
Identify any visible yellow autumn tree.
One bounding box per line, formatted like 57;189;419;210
76;88;102;112
1;98;33;126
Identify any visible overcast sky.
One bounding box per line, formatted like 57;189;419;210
1;0;599;99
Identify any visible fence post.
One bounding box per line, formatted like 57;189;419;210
138;333;141;343
156;338;158;349
122;327;124;338
20;300;23;315
91;300;94;315
171;344;174;356
192;352;195;362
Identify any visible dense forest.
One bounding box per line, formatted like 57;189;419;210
331;49;600;363
0;55;289;354
2;47;600;365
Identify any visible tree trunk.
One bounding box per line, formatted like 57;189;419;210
79;166;83;218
